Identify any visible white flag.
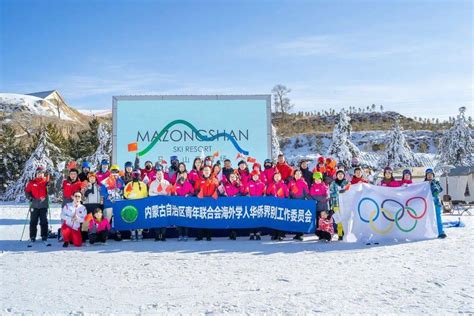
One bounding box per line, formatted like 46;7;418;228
338;182;438;243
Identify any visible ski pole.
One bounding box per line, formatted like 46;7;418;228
20;204;31;241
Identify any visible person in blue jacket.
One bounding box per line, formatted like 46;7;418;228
425;168;446;239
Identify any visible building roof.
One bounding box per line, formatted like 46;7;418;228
26;90;57;99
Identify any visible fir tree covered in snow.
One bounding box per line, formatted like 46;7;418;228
378;117;419;169
3;130;65;202
327;110;360;167
84;123;112;170
271;124;281;161
0;125;27;195
438;107;474;167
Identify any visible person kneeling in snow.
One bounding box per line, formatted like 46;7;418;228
88;208;111;245
61;191;87;247
315;211;334;242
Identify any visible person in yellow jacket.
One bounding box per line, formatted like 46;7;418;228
124;169;148;241
124;169;148;199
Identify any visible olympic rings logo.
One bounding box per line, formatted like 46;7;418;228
357;197;427;234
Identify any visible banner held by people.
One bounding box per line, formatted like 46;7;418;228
107;196;317;233
337;182;438;243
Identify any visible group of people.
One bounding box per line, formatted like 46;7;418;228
24;153;447;248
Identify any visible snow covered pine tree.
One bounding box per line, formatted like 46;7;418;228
378;117;420;169
327;110;360;168
438;107;474;167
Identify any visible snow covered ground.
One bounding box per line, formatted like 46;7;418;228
0;203;472;314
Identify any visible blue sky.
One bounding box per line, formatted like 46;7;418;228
1;0;472;119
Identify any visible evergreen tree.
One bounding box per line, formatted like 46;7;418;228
0;125;27;195
85;122;112;170
378;117;419;168
271;124;281;161
327;110;360;167
438;107;474;167
3;130;65;202
69;118;100;160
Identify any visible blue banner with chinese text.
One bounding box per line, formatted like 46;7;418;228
107;196;317;233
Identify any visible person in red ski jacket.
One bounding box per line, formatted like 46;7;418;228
351;167;368;185
188;157;203;186
25;166;50;246
194;166;219;241
62;168;83;207
288;169;309;199
275;154;293;183
246;170;266;197
237;160;250;187
134;156;157;185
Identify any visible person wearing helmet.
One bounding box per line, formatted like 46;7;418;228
400;169;413;186
121;161;134;184
313;156;326;175
78;161;91;182
62;168;83;207
124;169;148;241
425;168;446;239
329;169;350;240
124;169;148;200
96;159;111;184
25;166;51;247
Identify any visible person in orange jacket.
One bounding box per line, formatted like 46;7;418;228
194;165;219;241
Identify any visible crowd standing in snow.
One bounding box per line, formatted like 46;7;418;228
24;153;446;248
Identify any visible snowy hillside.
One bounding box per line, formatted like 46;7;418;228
78;109;112;117
0;93;80;122
0;203;472;314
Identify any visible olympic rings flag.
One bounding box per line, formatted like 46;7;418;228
337;182;438;243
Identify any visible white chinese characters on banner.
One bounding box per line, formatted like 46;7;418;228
338;182;438;243
143;204;313;224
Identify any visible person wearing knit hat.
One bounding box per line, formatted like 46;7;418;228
78;161;91;182
121;161;134;184
25;166;51;247
96;159;111;184
329;169;350;240
425;168;446;238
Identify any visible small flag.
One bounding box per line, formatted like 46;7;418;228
127;142;138;152
213;151;219;158
157;184;163;192
125;184;132;193
277;187;284;197
166;184;175;195
236;153;245;160
246;156;256;163
161;159;167;165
